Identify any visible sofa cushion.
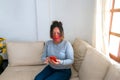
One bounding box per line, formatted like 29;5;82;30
7;41;44;66
0;65;46;80
104;64;120;80
72;38;91;72
71;65;78;78
79;47;110;80
70;77;79;80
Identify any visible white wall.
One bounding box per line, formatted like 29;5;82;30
36;0;50;41
36;0;96;43
0;0;96;44
0;0;37;41
49;0;95;43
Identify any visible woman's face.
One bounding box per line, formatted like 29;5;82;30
52;27;62;44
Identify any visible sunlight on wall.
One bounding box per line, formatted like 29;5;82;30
95;0;111;55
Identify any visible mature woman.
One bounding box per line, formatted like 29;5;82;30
34;20;74;80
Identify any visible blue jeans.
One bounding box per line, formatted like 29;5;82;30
34;65;71;80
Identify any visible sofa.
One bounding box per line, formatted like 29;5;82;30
0;38;120;80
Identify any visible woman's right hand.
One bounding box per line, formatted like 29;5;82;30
44;57;49;64
44;57;55;64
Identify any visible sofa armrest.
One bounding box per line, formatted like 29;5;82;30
104;64;120;80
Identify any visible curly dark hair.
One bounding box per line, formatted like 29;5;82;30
50;20;64;39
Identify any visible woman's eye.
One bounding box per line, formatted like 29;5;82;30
53;32;60;35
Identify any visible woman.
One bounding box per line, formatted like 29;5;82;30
34;21;74;80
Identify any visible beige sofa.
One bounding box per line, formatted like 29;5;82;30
0;38;120;80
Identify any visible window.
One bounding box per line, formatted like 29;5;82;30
109;0;120;62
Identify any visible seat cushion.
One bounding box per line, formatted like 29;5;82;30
79;47;110;80
0;65;80;80
7;41;44;66
0;65;46;80
70;77;79;80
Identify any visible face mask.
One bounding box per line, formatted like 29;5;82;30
53;35;61;41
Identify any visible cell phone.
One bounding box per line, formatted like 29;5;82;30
49;56;57;62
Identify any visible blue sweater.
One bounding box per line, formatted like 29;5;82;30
41;40;74;69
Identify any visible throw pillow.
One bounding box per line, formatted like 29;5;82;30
7;41;44;66
72;38;91;72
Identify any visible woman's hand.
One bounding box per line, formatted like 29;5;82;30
44;57;49;64
48;56;60;65
44;56;60;65
50;59;60;65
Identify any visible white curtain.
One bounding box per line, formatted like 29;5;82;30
93;0;112;56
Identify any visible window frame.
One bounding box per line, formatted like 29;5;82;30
109;0;120;62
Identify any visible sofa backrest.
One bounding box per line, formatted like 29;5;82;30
6;41;45;66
